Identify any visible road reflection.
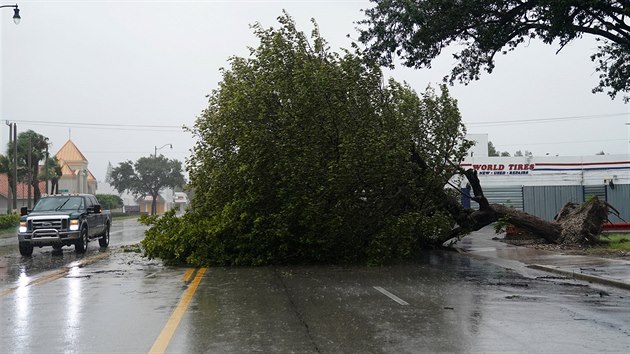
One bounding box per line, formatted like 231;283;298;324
64;267;82;346
9;270;30;351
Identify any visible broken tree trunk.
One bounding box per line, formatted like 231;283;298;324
446;169;611;245
554;200;611;244
492;204;562;243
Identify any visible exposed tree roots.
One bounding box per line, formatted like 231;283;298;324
443;169;614;246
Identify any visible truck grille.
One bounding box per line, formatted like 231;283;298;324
29;219;66;231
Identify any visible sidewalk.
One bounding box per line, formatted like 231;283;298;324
455;226;630;290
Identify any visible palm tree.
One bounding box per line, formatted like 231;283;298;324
5;130;52;205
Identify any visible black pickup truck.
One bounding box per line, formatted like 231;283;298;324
18;194;112;256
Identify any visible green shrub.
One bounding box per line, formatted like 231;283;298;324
0;214;20;230
141;210;212;266
95;194;124;210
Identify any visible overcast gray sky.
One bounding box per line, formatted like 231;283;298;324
2;0;628;182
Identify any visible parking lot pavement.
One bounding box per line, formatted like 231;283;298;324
455;225;630;290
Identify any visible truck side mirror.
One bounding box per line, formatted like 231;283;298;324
20;207;29;216
93;205;101;213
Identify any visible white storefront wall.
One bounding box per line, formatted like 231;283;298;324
459;154;630;187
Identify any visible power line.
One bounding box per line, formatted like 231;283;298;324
467;112;628;127
9;119;191;131
83;150;190;154
11;112;627;130
495;138;627;147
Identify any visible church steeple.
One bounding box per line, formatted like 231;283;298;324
55;139;88;164
53;139;97;194
105;162;113;183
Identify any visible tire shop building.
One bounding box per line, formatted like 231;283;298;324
458;134;630;222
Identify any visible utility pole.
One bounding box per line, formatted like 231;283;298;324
13;123;17;211
27;138;31;209
5;122;11;214
45;144;49;194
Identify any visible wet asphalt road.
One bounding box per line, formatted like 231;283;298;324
0;218;147;285
0;219;629;353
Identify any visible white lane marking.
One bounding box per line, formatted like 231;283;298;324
373;286;409;306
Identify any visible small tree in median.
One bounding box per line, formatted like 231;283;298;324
110;156;185;215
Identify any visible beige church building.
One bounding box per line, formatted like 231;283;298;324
55;139;97;194
0;139;96;212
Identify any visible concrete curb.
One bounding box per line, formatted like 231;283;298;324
455;247;630;291
527;264;630;291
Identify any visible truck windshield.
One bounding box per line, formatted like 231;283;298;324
32;196;84;211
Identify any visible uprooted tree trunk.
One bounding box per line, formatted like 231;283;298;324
444;169;615;245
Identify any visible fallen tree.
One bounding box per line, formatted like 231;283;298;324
141;14;617;266
440;168;618;246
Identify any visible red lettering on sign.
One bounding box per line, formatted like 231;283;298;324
468;163;532;172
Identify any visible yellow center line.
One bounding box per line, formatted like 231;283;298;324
149;267;207;354
76;252;110;267
0;251;110;297
28;268;69;287
0;287;18;297
181;268;195;282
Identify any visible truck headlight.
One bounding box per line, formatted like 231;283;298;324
19;221;27;233
69;219;79;231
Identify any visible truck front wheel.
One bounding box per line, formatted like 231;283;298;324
19;242;33;256
75;228;88;253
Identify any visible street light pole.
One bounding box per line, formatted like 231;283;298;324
2;4;21;212
0;4;20;24
154;143;172;158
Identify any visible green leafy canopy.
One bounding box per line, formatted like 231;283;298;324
110;156;184;197
110;156;185;215
143;12;471;266
359;0;630;102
